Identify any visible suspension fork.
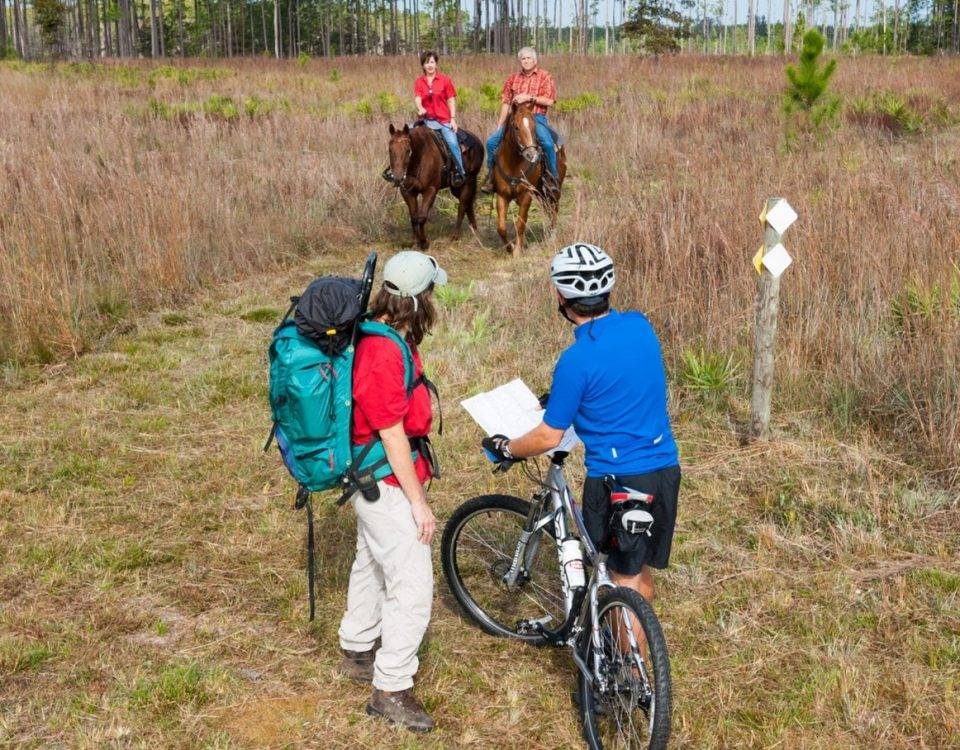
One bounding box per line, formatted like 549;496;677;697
501;490;555;588
590;560;615;691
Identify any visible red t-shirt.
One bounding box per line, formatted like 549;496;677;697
414;73;456;125
352;334;434;487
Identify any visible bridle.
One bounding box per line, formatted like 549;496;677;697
495;111;543;191
509;114;541;165
384;136;415;190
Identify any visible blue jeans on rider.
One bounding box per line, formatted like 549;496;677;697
485;114;558;178
424;119;465;176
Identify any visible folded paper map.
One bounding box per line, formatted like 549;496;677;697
460;378;580;455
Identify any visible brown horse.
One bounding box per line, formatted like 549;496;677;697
491;102;566;255
385;123;483;250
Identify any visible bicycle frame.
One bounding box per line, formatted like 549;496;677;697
502;452;621;690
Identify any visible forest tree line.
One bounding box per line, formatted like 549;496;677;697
1;0;957;61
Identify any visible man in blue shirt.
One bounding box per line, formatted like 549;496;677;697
482;243;680;605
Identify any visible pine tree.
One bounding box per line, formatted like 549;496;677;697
783;29;841;131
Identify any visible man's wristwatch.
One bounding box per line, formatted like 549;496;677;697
482;434;514;463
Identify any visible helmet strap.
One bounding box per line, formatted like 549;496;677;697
557;300;577;325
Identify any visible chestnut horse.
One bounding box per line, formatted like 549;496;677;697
491;102;566;254
385;123;483;250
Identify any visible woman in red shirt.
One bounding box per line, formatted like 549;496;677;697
414;50;465;187
337;250;446;734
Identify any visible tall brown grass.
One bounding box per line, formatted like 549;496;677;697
1;54;958;475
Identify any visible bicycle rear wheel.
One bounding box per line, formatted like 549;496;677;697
441;494;565;644
578;587;671;750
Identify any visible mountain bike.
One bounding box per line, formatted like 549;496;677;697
440;450;672;750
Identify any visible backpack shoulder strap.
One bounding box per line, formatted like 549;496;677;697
358;321;416;395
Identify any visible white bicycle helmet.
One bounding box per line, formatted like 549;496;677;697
550;242;616;300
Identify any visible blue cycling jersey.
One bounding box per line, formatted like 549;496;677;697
543;309;678;478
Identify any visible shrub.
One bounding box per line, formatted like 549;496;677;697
679;348;740;406
554;92;603;114
782;30;841;137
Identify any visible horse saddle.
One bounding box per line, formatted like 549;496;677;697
411;121;479;174
410;120;480;161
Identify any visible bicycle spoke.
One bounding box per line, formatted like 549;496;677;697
588;597;664;750
451;506;565;636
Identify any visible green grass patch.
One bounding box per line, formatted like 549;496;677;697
161;312;190;327
129;661;214;714
434;283;474;308
96;540;172;573
910;568;960;594
198;366;261;406
0;639;57;674
240;307;281;323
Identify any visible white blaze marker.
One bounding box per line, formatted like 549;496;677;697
761;243;793;279
763;199;798;235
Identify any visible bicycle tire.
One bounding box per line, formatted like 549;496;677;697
578;587;671;750
441;494;562;645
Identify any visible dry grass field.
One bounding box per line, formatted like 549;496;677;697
0;54;958;748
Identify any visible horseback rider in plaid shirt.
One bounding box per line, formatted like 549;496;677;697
481;46;559;195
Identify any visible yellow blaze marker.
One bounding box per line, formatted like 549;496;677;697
753;246;764;274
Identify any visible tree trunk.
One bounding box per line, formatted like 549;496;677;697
881;0;886;53
177;0;184;54
11;0;20;57
832;0;838;47
782;0;791;53
486;0;490;50
953;0;959;52
747;0;756;53
0;0;7;58
102;0;114;55
149;0;159;55
892;0;899;51
273;0;280;56
259;0;266;52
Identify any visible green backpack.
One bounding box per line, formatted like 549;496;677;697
267;318;417;498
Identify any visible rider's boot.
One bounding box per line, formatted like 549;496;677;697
480;170;495;194
450;170;466;188
541;171;559;199
366;688;436;733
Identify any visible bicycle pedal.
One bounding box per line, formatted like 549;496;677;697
517;615;553;634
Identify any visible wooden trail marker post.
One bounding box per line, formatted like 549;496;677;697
750;198;797;440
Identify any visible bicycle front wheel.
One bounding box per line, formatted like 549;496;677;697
578;587;671;750
441;494;566;644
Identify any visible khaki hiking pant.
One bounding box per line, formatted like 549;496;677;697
338;481;433;692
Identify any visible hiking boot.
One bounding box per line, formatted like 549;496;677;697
338;648;375;683
366;688;435;733
480;171;495;194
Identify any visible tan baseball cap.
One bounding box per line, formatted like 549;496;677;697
382;251;448;299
